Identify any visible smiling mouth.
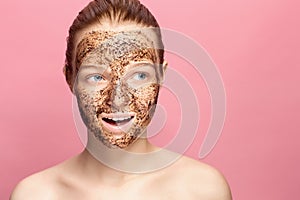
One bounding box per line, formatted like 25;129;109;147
100;113;135;136
102;116;134;126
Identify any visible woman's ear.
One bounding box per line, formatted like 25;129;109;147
163;60;168;73
158;60;168;84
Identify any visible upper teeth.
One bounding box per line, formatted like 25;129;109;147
106;117;132;121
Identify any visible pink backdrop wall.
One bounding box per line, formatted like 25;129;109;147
1;0;300;199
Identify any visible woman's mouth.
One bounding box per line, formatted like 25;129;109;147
102;116;134;126
100;113;135;138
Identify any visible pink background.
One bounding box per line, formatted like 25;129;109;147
1;0;300;199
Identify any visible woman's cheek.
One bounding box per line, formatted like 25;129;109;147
134;84;160;104
130;84;160;121
76;90;101;115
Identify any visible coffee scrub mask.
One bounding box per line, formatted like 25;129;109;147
73;30;163;149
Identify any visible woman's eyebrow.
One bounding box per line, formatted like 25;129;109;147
127;62;154;69
80;64;108;71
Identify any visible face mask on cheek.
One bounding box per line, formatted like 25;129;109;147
74;30;162;149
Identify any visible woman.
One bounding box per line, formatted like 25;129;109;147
11;0;232;199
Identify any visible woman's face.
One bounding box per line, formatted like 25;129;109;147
73;25;164;149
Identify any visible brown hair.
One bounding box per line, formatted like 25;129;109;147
64;0;164;91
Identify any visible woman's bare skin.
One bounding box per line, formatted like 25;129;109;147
11;143;231;200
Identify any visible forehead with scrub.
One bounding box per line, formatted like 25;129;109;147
74;27;164;78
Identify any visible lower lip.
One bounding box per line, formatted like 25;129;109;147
101;118;134;138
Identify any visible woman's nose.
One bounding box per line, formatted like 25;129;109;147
110;83;130;109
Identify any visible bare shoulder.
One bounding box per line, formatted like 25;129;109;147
10;157;76;200
10;169;56;200
167;155;232;200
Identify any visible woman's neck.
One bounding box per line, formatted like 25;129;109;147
75;129;179;186
76;130;161;184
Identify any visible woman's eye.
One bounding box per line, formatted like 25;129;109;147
87;74;104;83
133;72;147;81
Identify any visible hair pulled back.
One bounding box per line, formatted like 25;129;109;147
64;0;164;91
